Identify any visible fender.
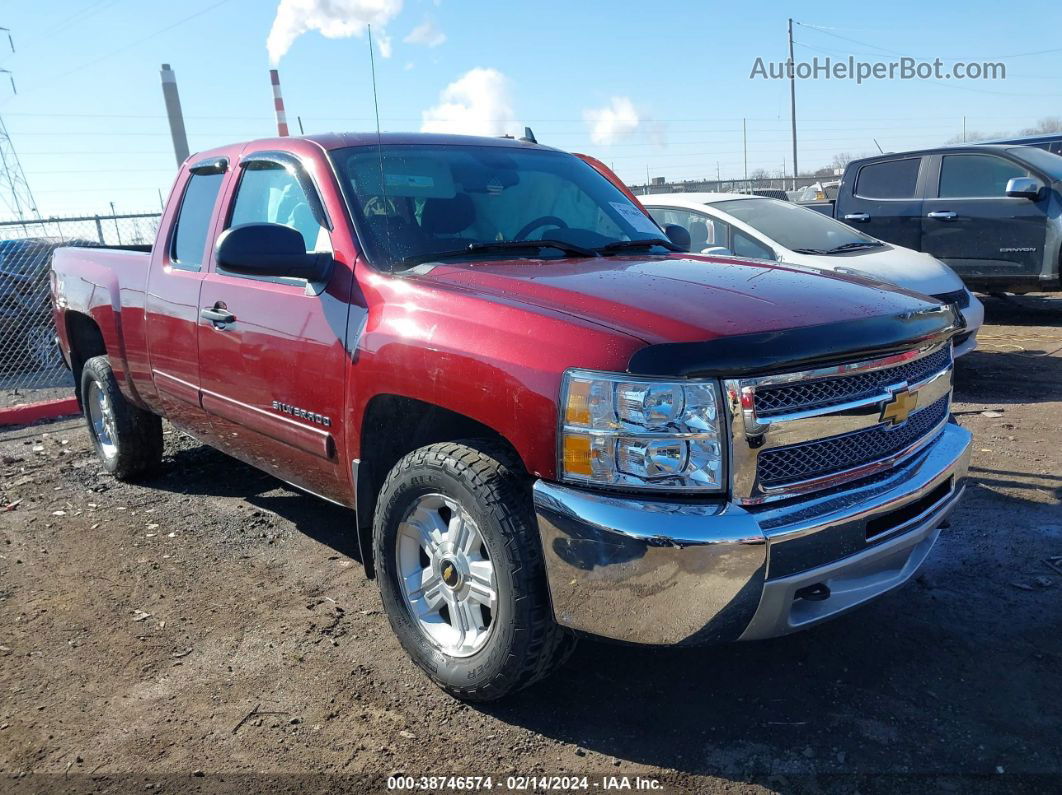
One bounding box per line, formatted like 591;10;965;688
52;249;150;409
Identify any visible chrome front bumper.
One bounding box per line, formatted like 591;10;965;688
533;423;972;646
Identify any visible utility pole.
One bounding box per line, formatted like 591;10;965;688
788;18;798;191
0;29;39;224
742;118;748;183
159;64;190;167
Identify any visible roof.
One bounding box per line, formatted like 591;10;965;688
984;133;1062;145
186;131;562;168
846;143;1021;168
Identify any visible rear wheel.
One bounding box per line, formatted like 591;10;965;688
80;355;163;481
373;440;575;701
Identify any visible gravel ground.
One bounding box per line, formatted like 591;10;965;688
0;294;1060;794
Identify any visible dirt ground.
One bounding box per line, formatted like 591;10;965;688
1;294;1060;794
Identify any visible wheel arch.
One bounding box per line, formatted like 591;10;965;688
354;393;527;578
64;311;107;409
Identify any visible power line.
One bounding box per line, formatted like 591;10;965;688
797;21;1062;60
37;0;237;88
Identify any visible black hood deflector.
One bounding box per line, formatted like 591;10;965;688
627;303;963;379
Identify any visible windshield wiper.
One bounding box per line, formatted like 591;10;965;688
822;241;883;254
596;238;682;255
791;247;830;255
402;239;598;266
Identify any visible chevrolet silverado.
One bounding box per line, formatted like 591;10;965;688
51;132;972;700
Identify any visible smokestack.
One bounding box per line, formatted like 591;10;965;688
159;64;190;167
269;69;289;137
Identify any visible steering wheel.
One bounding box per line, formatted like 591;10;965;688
513;216;568;241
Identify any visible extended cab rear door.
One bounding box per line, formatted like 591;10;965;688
196;148;355;504
838;156;927;250
920;151;1048;284
145;156;230;440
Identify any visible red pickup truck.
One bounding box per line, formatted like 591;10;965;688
51;133;972;700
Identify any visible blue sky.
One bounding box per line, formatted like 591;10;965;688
1;0;1060;217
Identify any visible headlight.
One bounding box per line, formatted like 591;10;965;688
559;369;726;492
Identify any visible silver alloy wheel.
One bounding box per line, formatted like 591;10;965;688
395;493;497;657
86;380;118;460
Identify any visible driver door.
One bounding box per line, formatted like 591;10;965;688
197;151;354;503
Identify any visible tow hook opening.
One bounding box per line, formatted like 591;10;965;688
795;583;831;602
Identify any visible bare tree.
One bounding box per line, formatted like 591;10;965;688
1020;117;1062;136
831;152;856;170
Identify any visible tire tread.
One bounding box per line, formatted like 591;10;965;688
374;439;575;701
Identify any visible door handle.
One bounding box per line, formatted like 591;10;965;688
843;212;870;222
200;305;236;326
927;211;957;221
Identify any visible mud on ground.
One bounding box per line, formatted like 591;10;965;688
1;294;1060;794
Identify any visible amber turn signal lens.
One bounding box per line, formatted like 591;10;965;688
562;433;592;476
565;379;591;427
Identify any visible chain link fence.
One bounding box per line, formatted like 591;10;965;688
0;213;160;401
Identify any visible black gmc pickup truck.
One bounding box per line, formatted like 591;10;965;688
799;144;1062;294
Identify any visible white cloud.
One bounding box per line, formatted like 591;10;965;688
266;0;403;65
420;68;518;137
404;17;446;47
583;97;641;145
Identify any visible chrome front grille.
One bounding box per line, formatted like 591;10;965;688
725;342;954;505
754;346;951;418
757;395;949;487
930;288;971;310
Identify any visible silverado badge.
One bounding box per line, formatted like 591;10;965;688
272;401;332;427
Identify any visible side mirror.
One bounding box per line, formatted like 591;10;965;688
663;224;691;251
1005;176;1042;200
701;246;734;257
215;223;332;281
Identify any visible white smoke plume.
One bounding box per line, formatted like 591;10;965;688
267;0;403;64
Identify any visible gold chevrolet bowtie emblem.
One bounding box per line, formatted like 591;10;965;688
442;563;457;586
880;388;918;425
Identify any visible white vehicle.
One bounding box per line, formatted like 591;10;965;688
644;193;983;357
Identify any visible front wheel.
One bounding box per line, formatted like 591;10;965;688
373;441;574;701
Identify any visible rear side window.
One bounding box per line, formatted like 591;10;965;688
939;154;1030;198
171;172;224;270
855;158;920;199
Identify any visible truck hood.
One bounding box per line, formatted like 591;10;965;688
412;254;946;346
780;244;965;297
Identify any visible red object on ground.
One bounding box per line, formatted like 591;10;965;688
0;397;80;427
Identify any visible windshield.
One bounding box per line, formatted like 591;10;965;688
709;197;881;253
1008;146;1062;180
331;144;670;267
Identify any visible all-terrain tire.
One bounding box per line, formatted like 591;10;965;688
80;355;163;481
373;440;575;701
